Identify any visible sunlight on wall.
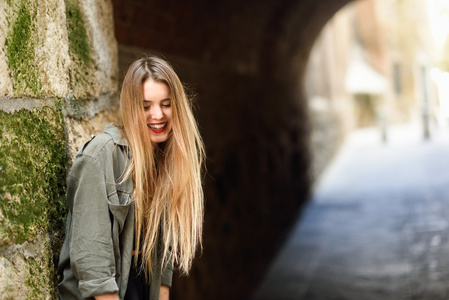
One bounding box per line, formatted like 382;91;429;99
427;0;449;46
431;68;449;126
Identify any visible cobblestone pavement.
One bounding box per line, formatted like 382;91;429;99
254;124;449;300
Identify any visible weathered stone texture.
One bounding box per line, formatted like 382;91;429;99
0;1;12;96
0;1;120;297
0;0;118;99
65;106;120;163
0;107;66;298
36;0;71;97
0;235;53;299
65;0;118;98
79;0;119;95
0;0;71;97
2;0;41;97
0;107;66;246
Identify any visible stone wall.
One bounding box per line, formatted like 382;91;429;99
0;0;118;298
305;4;355;180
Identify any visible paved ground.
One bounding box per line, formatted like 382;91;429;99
254;124;449;300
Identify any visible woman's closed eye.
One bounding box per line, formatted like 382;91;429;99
161;100;171;107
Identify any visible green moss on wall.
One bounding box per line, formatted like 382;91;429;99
65;0;91;67
26;256;53;299
0;107;67;246
65;0;94;96
5;0;41;96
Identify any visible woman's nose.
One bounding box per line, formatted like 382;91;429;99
150;106;163;119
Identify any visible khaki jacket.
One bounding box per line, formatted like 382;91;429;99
58;124;173;300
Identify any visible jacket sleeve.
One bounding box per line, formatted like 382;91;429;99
67;154;119;298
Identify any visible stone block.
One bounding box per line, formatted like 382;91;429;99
0;235;53;299
78;0;119;97
65;106;120;163
0;106;66;298
0;0;118;99
0;107;66;247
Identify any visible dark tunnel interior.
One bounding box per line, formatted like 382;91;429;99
111;0;352;298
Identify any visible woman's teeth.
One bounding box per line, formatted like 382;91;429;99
148;123;166;129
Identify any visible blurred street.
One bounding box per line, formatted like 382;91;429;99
254;123;449;300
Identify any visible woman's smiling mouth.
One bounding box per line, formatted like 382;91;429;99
148;122;167;133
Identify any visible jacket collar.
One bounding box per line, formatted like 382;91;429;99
104;123;128;147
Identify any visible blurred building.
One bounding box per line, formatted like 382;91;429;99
306;0;437;178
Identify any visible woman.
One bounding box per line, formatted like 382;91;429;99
58;56;205;300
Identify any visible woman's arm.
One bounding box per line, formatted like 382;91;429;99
159;285;169;300
95;293;120;300
67;155;119;297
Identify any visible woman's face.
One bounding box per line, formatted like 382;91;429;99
142;79;173;144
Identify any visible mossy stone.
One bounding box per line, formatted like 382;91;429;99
65;0;91;67
5;0;42;96
0;107;67;246
65;0;95;96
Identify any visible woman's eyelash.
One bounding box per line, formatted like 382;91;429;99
143;103;170;109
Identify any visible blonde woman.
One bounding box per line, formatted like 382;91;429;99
58;56;205;300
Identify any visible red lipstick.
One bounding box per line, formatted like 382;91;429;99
148;122;167;134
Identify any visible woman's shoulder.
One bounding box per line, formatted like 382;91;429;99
76;124;125;160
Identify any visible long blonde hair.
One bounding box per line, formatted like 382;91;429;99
120;56;205;276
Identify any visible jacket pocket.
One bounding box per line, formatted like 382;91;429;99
108;189;132;205
108;190;131;230
108;201;131;234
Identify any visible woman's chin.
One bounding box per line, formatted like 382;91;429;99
148;131;169;144
148;125;171;144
